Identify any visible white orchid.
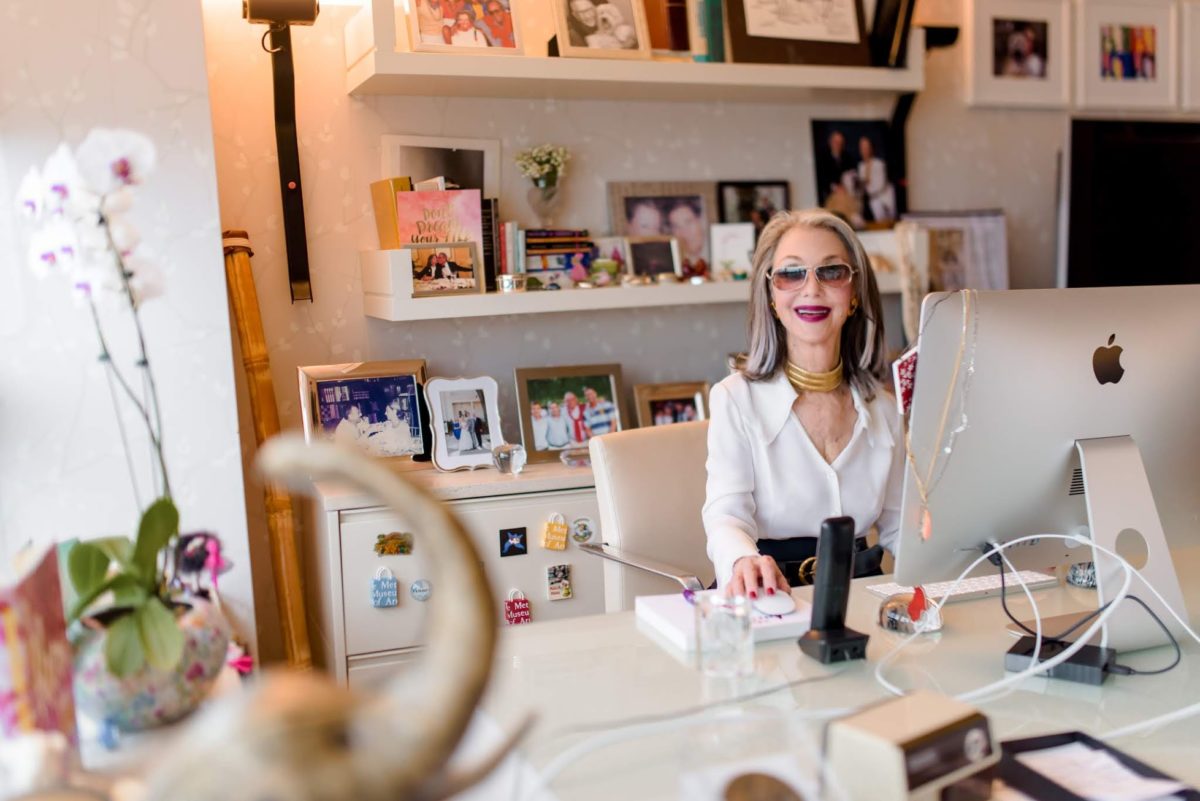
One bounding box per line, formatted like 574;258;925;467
75;128;156;195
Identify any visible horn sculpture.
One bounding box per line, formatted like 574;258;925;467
142;435;529;801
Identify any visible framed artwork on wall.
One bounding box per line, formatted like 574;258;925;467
1075;0;1177;110
633;382;709;427
965;0;1071;108
606;180;718;270
725;0;871;66
407;0;524;53
424;376;503;471
1183;1;1200;110
515;364;627;463
552;0;653;59
298;360;430;462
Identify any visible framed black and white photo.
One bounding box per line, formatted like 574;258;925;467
1076;0;1177;110
716;180;791;239
515;364;627;464
299;360;429;461
965;0;1070;108
424;376;502;471
553;0;652;59
607;180;718;270
627;236;682;278
381;134;500;198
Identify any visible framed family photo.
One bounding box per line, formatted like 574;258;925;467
965;0;1071;108
716;180;791;239
553;0;652;58
299;360;429;461
1075;0;1177;110
634;382;709;428
409;242;485;298
607;180;718;270
515;364;627;464
424;376;502;471
407;0;524;54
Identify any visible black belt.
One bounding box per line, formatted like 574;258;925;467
756;536;883;587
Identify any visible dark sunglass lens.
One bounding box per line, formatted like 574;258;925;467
772;267;807;288
816;264;851;284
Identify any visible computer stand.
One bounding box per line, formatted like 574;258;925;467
1074;436;1189;652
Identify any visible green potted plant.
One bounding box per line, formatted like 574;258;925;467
17;129;231;731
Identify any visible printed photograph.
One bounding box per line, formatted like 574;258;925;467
627;237;681;277
525;375;620;451
649;398;700;426
717;181;790;239
547;564;573;600
621;195;709;268
1100;24;1157;81
409;0;522;52
438;388;492;455
634;381;708;427
410;242;481;297
811;119;900;229
564;0;642;49
315;375;424;458
992;18;1049;78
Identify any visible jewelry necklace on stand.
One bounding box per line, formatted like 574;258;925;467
786;358;843;394
905;290;977;541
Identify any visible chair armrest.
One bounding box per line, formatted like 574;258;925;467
578;543;705;592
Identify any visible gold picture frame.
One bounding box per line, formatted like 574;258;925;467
514;364;627;463
298;360;429;462
552;0;653;59
634;382;709;427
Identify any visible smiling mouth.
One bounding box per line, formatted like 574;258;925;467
793;305;832;322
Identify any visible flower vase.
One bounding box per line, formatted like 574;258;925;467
73;596;231;731
527;181;563;229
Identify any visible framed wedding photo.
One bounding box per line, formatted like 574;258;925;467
553;0;652;59
407;0;524;54
1075;0;1178;110
515;364;627;464
634;382;709;428
299;360;429;461
965;0;1071;108
424;376;502;471
408;241;485;298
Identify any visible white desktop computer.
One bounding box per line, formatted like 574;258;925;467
893;285;1198;652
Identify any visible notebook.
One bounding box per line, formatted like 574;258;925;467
634;590;812;652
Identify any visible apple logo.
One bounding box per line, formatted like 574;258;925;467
1093;333;1125;385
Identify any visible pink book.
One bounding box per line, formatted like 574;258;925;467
393;189;484;251
0;547;76;740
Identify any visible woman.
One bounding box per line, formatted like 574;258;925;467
370;398;419;457
447;10;489;46
703;209;902;598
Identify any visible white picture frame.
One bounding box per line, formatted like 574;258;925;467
424;376;503;472
552;0;653;59
1182;1;1200;109
406;0;524;54
1075;0;1178;110
965;0;1071;108
380;134;501;199
709;223;756;277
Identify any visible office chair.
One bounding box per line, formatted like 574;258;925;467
584;421;715;612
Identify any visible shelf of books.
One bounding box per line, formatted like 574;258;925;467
344;3;924;102
360;248;901;323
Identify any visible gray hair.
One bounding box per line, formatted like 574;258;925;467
740;208;887;401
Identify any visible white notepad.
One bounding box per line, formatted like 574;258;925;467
634;591;812;652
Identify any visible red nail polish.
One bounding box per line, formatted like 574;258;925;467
749;590;758;599
767;587;776;595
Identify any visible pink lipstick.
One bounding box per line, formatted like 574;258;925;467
793;305;831;322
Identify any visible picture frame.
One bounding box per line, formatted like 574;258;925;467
409;241;486;298
1075;0;1177;110
592;235;631;274
514;364;627;464
965;0;1071;108
634;382;709;428
716;180;791;240
709;222;756;277
810;119;903;229
424;376;503;471
1181;1;1200;109
725;0;872;66
627;236;682;277
380;134;500;199
607;180;719;269
406;0;524;54
298;360;430;462
552;0;653;59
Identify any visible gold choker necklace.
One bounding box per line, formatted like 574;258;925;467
786;358;843;393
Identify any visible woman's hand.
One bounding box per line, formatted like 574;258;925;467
727;555;788;599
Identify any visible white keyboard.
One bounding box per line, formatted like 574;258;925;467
865;570;1059;604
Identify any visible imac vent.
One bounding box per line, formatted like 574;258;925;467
1068;468;1085;497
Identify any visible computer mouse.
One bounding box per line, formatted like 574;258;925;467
752;590;797;616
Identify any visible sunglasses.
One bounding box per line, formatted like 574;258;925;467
767;262;855;291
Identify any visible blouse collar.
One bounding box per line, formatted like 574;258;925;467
751;368;891;449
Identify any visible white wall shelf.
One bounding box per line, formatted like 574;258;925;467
344;3;924;102
361;249;902;323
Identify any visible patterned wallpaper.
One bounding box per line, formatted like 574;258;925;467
0;0;257;652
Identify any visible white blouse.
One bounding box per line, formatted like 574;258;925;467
702;369;905;588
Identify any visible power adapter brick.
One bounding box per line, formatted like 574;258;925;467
1004;636;1117;686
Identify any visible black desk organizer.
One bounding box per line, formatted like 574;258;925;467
999;731;1199;800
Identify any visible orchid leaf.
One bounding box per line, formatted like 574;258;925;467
92;536;135;569
68;541;109;597
137;597;184;672
133;498;178;580
105;613;144;678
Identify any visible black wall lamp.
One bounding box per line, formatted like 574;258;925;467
243;0;320;303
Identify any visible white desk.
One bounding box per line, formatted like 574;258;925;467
476;547;1200;800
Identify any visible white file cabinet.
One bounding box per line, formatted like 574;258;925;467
303;462;603;687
